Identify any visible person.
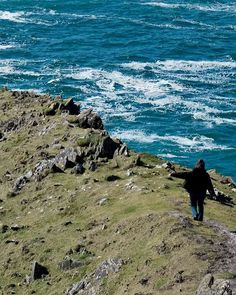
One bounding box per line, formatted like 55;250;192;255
171;159;216;221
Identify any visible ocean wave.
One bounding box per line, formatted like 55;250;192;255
113;130;232;151
66;67;185;98
193;112;236;125
122;59;236;72
0;10;28;23
142;2;236;13
158;153;187;159
0;44;17;50
0;10;53;25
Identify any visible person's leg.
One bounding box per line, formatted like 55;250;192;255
197;196;205;221
189;193;198;220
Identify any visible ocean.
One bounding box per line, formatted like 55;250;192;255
0;0;235;179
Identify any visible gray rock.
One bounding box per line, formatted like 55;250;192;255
114;144;129;157
95;136;121;159
58;258;82;271
196;274;232;295
65;257;123;295
65;281;86;295
88;161;97;171
31;261;49;281
54;148;82;171
13;175;29;191
60;98;80;115
98;198;108;206
93;257;123;281
71;164;85;175
76;109;103;129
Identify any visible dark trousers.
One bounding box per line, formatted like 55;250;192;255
189;192;205;221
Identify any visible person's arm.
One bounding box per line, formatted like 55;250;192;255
170;171;191;179
206;174;216;197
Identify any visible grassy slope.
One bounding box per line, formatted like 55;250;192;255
0;89;235;295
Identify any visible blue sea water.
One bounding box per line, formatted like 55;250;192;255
0;0;235;179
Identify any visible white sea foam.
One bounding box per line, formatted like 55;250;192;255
113;130;232;151
142;2;236;13
158;153;187;159
66;67;185;99
0;10;53;25
0;44;17;50
122;60;236;72
0;10;28;23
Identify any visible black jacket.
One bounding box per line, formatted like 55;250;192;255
171;168;215;195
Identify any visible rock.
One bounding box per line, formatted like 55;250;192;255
71;163;85;174
31;261;49;281
60;98;80;115
196;274;232;295
98;198;108;206
95;136;121;159
139;278;149;285
76;109;103;129
5;239;19;245
127;169;135;176
88;161;97;171
10;224;23;231
58;258;82;271
93;257;123;280
13;175;29;191
44;101;59;116
0;224;9;233
105;175;121;182
0;131;6;142
114;144;129;157
54;148;82;171
162;162;175;172
174;271;184;283
65;281;86;295
65;257;123;295
63;221;72;226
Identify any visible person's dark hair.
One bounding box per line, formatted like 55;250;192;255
195;159;205;170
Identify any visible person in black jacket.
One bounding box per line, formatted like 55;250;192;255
171;159;216;221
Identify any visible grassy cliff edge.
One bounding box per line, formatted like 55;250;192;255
0;89;235;295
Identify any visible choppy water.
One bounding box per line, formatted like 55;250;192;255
0;0;235;179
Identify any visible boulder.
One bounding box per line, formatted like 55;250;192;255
58;258;82;271
54;148;82;171
196;274;232;295
31;261;49;281
60;98;80;115
76;109;103;129
95;136;121;159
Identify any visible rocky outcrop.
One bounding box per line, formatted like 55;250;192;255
196;274;232;295
75;109;103;130
44;98;80;116
65;258;123;295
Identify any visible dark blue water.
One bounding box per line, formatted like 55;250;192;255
0;0;235;179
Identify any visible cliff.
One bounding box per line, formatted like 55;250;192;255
0;88;235;295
